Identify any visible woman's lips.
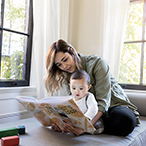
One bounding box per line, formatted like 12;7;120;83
67;66;72;71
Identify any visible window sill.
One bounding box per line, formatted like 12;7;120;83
124;89;146;94
0;86;37;100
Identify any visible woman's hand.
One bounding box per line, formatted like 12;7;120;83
51;123;84;136
62;123;84;136
91;111;103;125
51;124;62;132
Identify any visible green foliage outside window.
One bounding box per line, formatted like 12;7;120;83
118;1;146;85
1;0;28;80
1;51;23;80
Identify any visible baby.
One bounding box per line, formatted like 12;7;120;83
69;70;104;134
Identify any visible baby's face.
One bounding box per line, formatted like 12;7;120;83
70;78;90;101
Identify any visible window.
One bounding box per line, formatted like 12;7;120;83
118;0;146;90
0;0;33;87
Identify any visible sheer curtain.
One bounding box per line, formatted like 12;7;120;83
100;0;129;79
30;0;70;99
31;0;129;98
76;0;129;79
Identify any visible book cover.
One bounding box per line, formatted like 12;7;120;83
15;96;95;134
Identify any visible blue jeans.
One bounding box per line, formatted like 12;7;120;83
102;106;136;136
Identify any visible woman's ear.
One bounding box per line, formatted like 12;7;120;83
70;47;73;51
70;47;75;53
88;84;92;90
69;83;72;88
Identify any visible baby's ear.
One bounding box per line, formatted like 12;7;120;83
88;84;92;90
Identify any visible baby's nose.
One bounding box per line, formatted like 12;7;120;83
76;89;79;93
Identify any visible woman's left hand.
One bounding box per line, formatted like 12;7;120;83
62;123;84;136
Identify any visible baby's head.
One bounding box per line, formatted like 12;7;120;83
69;70;91;101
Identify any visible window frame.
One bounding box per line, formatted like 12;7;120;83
0;0;33;87
119;0;146;90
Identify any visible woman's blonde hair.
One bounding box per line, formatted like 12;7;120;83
44;39;82;95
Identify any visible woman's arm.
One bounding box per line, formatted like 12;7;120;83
80;55;111;113
90;111;103;125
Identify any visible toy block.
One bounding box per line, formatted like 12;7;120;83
0;127;18;138
18;125;25;134
1;135;19;146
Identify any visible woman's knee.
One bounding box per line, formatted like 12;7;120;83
119;109;136;136
103;106;136;136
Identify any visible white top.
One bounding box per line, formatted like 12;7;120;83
72;92;98;120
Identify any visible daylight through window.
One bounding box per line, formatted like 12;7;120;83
119;0;146;90
0;0;33;87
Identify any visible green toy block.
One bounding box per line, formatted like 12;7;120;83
0;127;18;138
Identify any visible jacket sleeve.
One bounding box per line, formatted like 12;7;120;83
86;56;111;113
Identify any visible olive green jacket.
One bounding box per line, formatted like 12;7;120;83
67;54;139;117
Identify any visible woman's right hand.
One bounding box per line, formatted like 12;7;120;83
62;123;84;136
51;124;62;132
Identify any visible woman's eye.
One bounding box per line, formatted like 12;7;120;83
57;64;61;67
63;58;68;62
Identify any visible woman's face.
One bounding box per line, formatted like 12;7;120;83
54;52;76;73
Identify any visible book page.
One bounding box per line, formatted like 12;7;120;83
15;96;53;127
39;96;95;133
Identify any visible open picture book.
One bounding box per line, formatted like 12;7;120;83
15;96;95;134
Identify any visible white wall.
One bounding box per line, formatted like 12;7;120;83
68;0;103;55
0;87;36;123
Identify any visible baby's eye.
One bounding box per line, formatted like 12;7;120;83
72;87;76;90
80;88;83;90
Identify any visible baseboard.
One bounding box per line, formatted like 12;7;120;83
0;110;33;124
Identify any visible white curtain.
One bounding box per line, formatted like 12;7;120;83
31;0;129;98
76;0;129;79
30;0;70;99
99;0;130;79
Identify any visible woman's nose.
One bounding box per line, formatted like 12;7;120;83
62;63;67;69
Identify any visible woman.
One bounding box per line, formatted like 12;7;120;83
44;39;140;136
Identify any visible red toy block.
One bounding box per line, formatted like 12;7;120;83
1;135;19;146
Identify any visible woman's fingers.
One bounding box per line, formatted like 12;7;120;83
51;124;62;132
63;124;84;136
51;123;84;136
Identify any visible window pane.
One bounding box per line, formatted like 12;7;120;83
118;43;141;84
4;0;30;33
1;31;27;80
124;2;143;42
143;44;146;85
